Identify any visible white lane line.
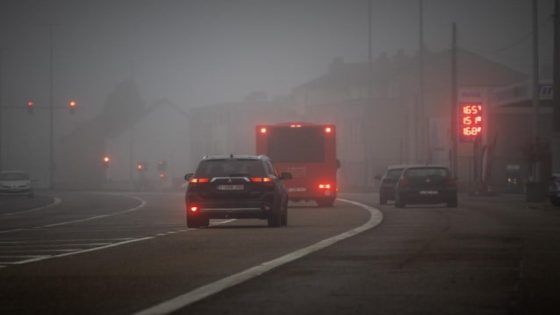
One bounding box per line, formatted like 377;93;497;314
0;219;238;269
0;196;146;234
133;198;383;315
1;197;62;216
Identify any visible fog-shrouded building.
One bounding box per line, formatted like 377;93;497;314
188;49;530;192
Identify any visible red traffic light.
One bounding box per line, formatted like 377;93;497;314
136;162;145;171
102;155;111;168
26;100;35;114
68;100;77;113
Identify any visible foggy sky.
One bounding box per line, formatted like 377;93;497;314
0;0;555;113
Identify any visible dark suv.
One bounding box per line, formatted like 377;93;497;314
184;155;292;228
394;165;457;208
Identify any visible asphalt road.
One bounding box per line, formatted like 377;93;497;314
0;191;559;314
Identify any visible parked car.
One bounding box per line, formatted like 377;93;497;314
394;165;457;208
549;173;560;207
375;165;408;205
184;155;292;228
0;170;34;198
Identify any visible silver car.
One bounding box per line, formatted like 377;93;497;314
0;170;34;198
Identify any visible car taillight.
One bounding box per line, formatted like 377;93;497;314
250;177;272;183
189;206;198;212
398;178;408;188
190;177;209;184
318;183;332;189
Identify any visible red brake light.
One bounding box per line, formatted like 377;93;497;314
190;178;209;184
190;206;198;212
251;177;272;183
260;127;267;134
325;127;332;133
318;183;332;189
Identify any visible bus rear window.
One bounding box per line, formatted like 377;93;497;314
267;128;325;162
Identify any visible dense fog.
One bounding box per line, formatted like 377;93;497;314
0;0;556;191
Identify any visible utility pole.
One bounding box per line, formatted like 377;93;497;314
0;49;3;171
553;0;560;173
365;0;373;186
451;23;458;177
48;24;55;190
530;0;541;182
418;0;425;164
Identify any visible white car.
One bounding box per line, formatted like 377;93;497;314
0;170;34;198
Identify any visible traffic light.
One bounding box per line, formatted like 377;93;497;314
26;100;35;114
459;102;483;142
157;160;167;172
102;155;111;168
136;161;146;172
68;100;77;113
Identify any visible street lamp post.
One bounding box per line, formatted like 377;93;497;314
48;24;55;190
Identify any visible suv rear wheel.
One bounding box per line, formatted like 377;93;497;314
395;196;406;208
268;199;282;227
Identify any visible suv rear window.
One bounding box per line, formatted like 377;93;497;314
405;168;449;177
195;159;266;177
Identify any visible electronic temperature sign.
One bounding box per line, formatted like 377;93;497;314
459;102;483;141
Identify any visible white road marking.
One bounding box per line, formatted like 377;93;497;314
0;219;237;269
1;197;62;216
0;196;147;234
133;198;383;315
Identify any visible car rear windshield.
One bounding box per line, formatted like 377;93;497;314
195;159;266;177
0;173;29;180
386;169;404;179
405;168;449;177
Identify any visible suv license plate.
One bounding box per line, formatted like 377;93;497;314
419;190;438;195
217;184;244;191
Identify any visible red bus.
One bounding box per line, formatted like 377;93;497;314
256;122;338;207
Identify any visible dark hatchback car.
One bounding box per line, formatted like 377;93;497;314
375;165;407;205
184;155;292;228
394;166;457;208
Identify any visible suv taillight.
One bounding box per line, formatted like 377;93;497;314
190;177;209;184
250;177;272;183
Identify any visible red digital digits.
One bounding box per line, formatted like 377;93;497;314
459;103;483;141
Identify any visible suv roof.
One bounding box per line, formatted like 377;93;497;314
202;154;268;161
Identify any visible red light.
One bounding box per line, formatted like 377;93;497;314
190;206;198;212
190;178;209;183
137;164;144;170
251;177;272;183
103;156;110;163
68;100;77;108
459;103;483;141
325;127;332;133
260;127;267;134
26;101;34;108
290;124;302;128
318;183;331;189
